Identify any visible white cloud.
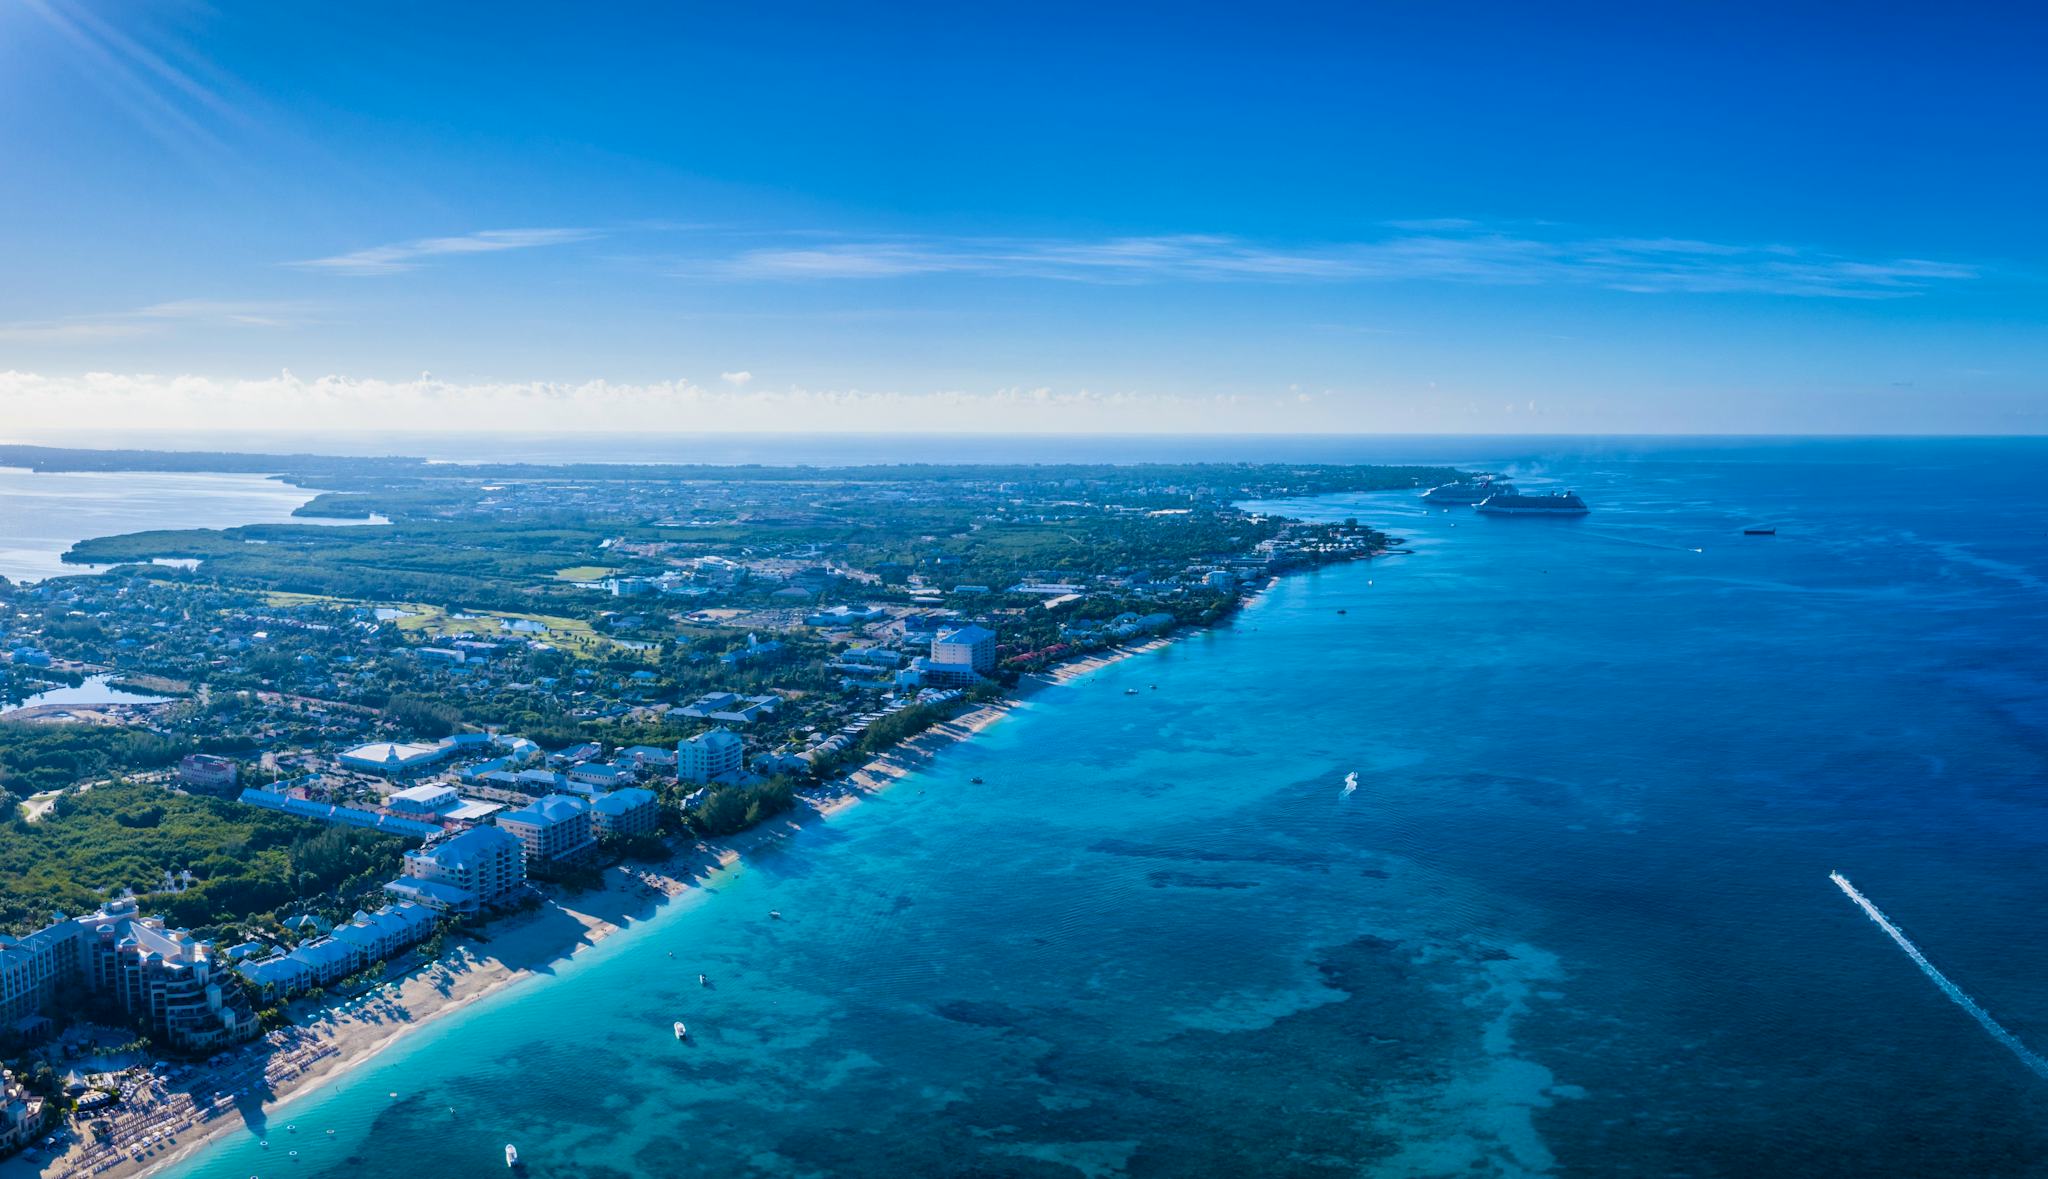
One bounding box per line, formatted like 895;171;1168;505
0;370;1344;436
716;227;1976;298
720;370;753;387
294;228;595;276
0;300;304;343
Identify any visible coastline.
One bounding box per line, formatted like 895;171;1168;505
20;632;1186;1179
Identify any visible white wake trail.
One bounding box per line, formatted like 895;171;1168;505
1830;871;2048;1080
1340;771;1358;797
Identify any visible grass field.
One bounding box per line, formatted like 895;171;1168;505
259;592;645;657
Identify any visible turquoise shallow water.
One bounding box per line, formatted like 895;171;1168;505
165;439;2048;1178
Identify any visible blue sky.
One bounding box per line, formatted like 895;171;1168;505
1;1;2043;435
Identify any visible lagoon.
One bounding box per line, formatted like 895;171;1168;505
0;674;172;715
0;466;369;584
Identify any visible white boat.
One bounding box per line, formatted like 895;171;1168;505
697;973;708;987
673;1021;688;1040
505;1144;519;1168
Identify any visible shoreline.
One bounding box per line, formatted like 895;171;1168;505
18;542;1387;1179
19;632;1188;1179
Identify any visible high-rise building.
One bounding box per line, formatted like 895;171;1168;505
495;795;597;865
677;729;745;783
932;623;997;676
396;825;528;912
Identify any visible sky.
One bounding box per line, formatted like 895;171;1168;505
0;0;2044;437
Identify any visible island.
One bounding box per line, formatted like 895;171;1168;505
0;446;1457;1179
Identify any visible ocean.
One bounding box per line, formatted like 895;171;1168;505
120;437;2048;1177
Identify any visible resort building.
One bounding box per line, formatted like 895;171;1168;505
282;937;360;988
331;903;439;963
567;762;638;792
495;795;597;866
677;692;780;723
235;955;312;1002
0;920;86;1032
677;728;746;783
589;787;661;839
394;826;527;913
176;753;239;791
80;903;257;1053
0;1067;45;1153
930;623;997;680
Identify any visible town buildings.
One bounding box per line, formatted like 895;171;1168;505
176;753;239;791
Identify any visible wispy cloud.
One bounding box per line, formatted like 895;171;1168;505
0;300;305;343
0;369;1338;436
717;226;1976;298
294;228;596;276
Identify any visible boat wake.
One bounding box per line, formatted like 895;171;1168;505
1829;871;2048;1080
1340;771;1358;797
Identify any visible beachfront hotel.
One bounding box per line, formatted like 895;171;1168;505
77;901;259;1053
390;825;528;914
235;902;442;1002
496;794;598;866
932;623;998;675
0;920;85;1033
588;786;661;839
677;728;746;784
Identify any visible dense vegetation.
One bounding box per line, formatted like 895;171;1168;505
0;723;193;799
0;781;405;935
688;776;797;836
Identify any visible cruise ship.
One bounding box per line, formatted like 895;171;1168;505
1420;477;1514;504
1474;489;1590;515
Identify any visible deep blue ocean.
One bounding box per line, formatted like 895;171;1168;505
161;438;2048;1178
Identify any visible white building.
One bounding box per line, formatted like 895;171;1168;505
339;740;455;776
386;783;460;817
496;795;597;865
589;787;661;839
0;1068;45;1152
677;729;746;784
397;825;527;912
931;623;997;676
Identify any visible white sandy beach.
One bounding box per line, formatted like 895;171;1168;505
7;635;1182;1179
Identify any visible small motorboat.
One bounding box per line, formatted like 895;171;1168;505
698;973;709;987
505;1144;519;1168
769;910;782;920
673;1021;688;1041
1124;687;1139;695
1743;527;1777;536
969;776;984;784
1336;608;1347;615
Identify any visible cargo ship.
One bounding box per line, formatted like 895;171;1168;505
1474;490;1589;515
